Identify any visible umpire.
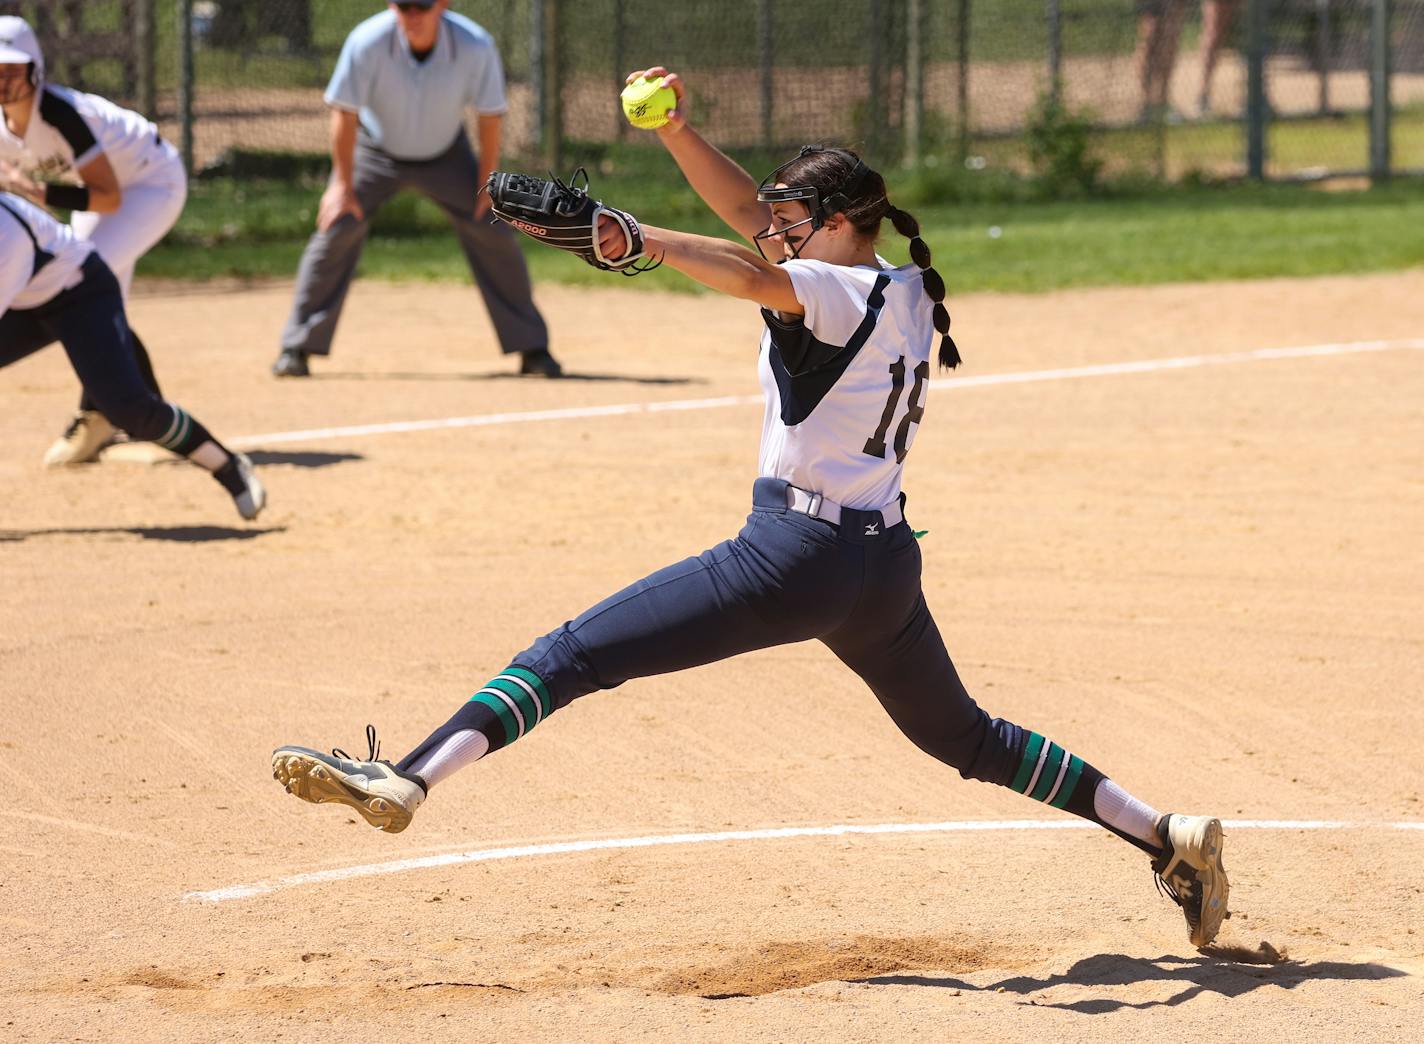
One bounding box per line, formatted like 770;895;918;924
273;0;559;378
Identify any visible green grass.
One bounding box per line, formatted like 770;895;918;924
142;158;1424;294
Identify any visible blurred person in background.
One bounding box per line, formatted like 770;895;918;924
1135;0;1244;122
1135;0;1192;122
1197;0;1243;117
272;0;559;379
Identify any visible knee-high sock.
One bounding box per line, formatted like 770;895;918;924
971;719;1163;855
1092;778;1164;850
147;402;255;500
396;666;553;788
405;730;490;789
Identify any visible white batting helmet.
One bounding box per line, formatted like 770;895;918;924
0;15;42;105
0;15;44;73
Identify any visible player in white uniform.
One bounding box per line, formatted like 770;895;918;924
1;192;263;519
271;67;1230;948
0;15;187;465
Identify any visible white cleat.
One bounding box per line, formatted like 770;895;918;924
43;410;118;466
272;727;426;833
1153;813;1230;948
227;452;266;520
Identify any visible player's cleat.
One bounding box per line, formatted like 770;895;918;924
43;410;118;466
272;726;427;833
271;348;310;378
217;451;266;520
1153;813;1229;948
518;347;563;378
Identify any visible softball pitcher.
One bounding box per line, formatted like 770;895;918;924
0;15;187;465
272;66;1229;948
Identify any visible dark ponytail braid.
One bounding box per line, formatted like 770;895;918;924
769;145;960;369
886;205;960;370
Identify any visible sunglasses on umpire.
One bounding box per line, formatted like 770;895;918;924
393;3;434;12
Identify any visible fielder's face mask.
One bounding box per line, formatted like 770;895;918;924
753;145;870;263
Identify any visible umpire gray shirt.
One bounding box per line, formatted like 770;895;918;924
325;9;507;162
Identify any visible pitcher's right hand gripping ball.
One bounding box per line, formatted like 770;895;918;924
485;168;661;275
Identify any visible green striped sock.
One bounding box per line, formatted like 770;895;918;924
156;404;193;452
1008;731;1086;810
467;665;554;750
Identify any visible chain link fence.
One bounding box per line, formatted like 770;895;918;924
3;0;1421;182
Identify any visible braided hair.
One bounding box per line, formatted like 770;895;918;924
771;146;961;369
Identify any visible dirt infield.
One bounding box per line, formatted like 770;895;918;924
2;270;1421;1040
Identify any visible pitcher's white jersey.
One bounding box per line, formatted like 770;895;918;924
0;84;176;188
757;258;935;510
0;191;91;312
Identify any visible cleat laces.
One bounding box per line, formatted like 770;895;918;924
332;723;383;764
1154;865;1202;933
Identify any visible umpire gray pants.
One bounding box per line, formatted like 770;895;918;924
280;130;548;357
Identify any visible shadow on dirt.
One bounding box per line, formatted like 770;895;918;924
312;370;703;386
244;450;363;469
859;947;1407;1013
0;525;285;543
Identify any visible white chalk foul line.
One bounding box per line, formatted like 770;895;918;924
229;338;1424;449
229;395;757;449
185;817;1424;904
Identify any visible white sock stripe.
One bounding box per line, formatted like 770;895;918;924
496;674;543;725
1023;742;1052;798
1043;752;1073;805
478;686;525;738
157;403;183;445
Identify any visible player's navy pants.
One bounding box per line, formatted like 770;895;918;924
0;256;175;442
403;478;1023;787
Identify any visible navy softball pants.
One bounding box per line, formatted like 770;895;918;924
1;256;174;442
464;478;1019;784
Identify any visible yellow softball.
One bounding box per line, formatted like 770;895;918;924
620;75;677;130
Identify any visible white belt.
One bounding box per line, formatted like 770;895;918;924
786;484;903;529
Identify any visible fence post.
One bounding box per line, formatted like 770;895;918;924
1370;0;1391;182
956;0;970;164
1046;0;1062;105
1245;0;1266;180
758;0;774;148
867;0;885;158
1315;0;1331;115
613;0;625;141
177;0;194;175
134;0;155;119
904;0;924;165
530;0;544;158
547;0;562;171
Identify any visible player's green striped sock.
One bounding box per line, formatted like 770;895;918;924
155;403;195;453
396;665;555;780
466;666;554;751
1004;730;1160;854
1007;731;1088;809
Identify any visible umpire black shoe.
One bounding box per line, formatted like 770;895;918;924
518;348;563;378
272;348;310;378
